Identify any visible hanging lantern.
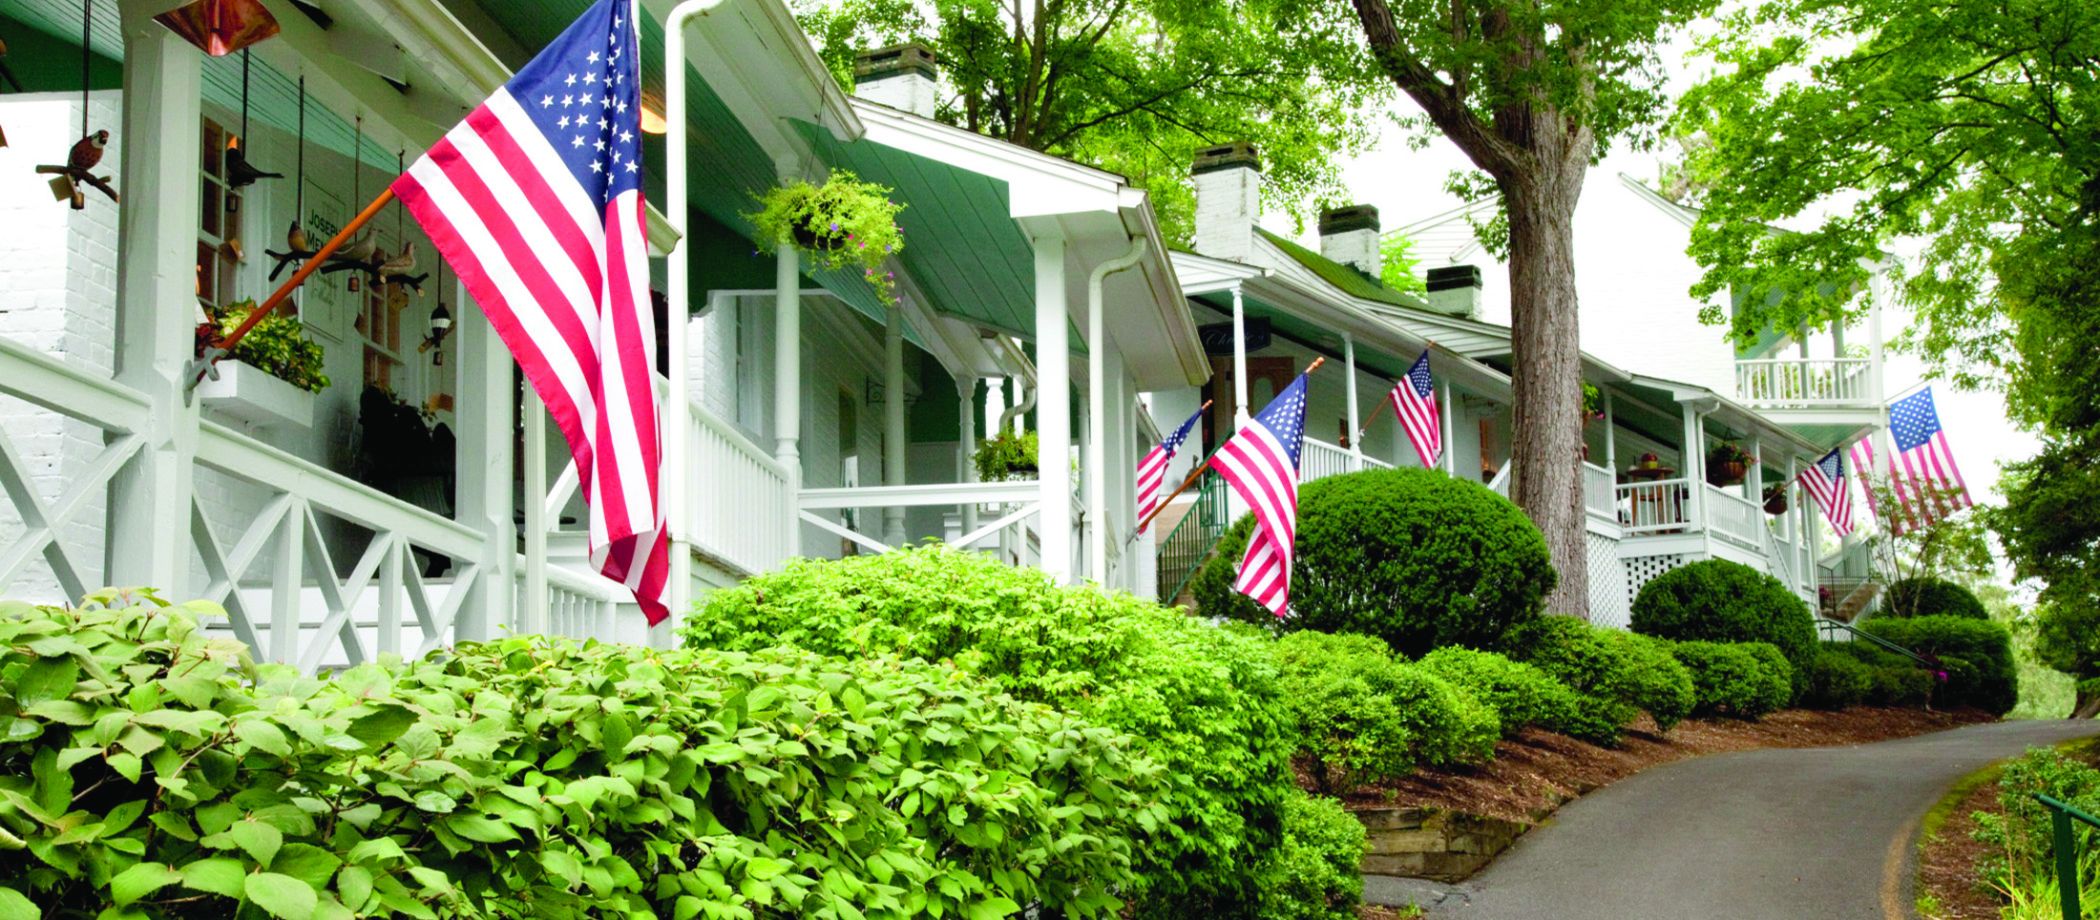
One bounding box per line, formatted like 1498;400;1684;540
155;0;279;57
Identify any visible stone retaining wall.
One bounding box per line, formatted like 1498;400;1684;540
1355;806;1531;882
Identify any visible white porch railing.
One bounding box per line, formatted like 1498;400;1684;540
1705;485;1764;552
1298;436;1393;484
0;339;147;601
1735;358;1874;407
799;480;1044;557
685;399;794;576
1617;479;1690;534
1488;459;1512;497
1582;462;1616;521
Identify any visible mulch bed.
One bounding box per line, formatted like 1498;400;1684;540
1915;773;2005;920
1341;706;1992;824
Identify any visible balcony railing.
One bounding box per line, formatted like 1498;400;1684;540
1705;485;1764;552
1300;436;1395;485
1617;479;1690;534
1736;358;1874;408
1582;462;1616;522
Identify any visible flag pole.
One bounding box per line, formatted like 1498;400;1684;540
1355;341;1435;442
1136;357;1325;534
186;187;398;394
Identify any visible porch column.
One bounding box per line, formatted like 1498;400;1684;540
1745;437;1762;503
1231;284;1250;426
1682;405;1705;532
1868;272;1889;410
1438;381;1455;474
773;236;802;554
883;303;907;546
958;375;978;535
1032;228;1073;582
983;378;1004;439
1343;333;1362;470
106;4;203;590
1784;455;1798;544
1602;390;1618;471
453;287;514;640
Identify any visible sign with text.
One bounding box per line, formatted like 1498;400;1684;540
1199;318;1270;355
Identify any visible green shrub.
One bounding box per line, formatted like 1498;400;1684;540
1193;468;1555;656
1598;631;1696;732
1272;633;1498;793
1252;791;1368;920
1820;641;1935;707
1737;641;1797;714
1670;641;1786;719
1498;617;1689;743
0;591;1155;919
1798;645;1874;709
1859;615;2018;714
1973;746;2100;894
1629;559;1818;688
1882;577;1990;620
1415;646;1594;738
680;547;1300;918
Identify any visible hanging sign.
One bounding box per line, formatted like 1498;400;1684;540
1199;318;1270;355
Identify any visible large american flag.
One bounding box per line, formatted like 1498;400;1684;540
1388;349;1441;468
1848;437;1880;519
393;0;669;624
1210;374;1309;617
1886;386;1972;534
1797;447;1854;537
1136;405;1203;533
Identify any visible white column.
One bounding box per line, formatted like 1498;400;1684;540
1869;271;1889;413
1032;229;1073;582
957;376;978;534
106;4;203;590
773;237;802;555
1602;389;1618;472
521;385;548;635
1745;437;1762;503
883;303;907;546
453;288;514;639
1343;333;1362;470
1784;454;1798;544
1438;381;1455;473
1683;406;1706;532
983;378;1005;440
1231;284;1250;426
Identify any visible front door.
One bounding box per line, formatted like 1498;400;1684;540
1203;356;1296;450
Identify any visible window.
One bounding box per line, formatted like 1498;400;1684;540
196;117;244;308
358;278;407;390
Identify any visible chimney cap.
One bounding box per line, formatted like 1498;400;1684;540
854;42;938;82
1192;141;1262;176
1318;204;1381;236
1426;264;1483;292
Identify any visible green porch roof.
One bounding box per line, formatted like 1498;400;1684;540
1192;289;1415;382
1257;228;1432;313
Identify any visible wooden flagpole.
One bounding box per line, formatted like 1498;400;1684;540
186;187;398;393
1358;340;1438;442
1136;356;1324;534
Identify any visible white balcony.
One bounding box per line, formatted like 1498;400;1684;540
1735;358;1876;410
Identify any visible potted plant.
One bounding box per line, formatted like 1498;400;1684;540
1707;442;1754;486
973;431;1039;482
193;300;328;428
1635;451;1663;471
1580;381;1605;423
1763;482;1790;515
751;170;906;303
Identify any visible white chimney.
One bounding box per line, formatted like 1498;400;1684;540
1427;265;1483;318
1191;141;1261;263
853;44;939;119
1318;205;1381;278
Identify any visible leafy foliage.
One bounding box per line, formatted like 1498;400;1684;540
1629;559;1818;687
1668;641;1788;719
1797;646;1875;710
1414;646;1598;739
1377;234;1426;294
1882;577;1990;620
1973;746;2100;897
204;300;330;393
1252;791;1368;920
0;590;1162;919
1195;468;1555;657
1596;631;1696;732
1498;617;1690;743
680;547;1306;918
1860;615;2019;714
1271;633;1500;794
750;170;905;303
971;430;1039;482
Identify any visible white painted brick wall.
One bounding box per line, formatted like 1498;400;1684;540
1192;165;1259;262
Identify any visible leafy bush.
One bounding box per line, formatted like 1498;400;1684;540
1597;631;1696;732
1415;646;1595;738
1738;642;1797;713
1882;577;1990;620
681;547;1301;918
1252;791;1368;920
1629;559;1818;687
1798;645;1874;709
1272;632;1497;793
1973;746;2100;896
1670;641;1786;719
1859;615;2018;714
1819;641;1934;707
0;590;1155;919
204;300;330;392
1498;617;1689;743
1194;468;1555;656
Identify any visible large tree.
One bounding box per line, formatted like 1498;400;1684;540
794;0;1386;240
1329;0;1722;616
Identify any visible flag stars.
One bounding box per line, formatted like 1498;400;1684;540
624;161;637;173
565;73;577;87
619;129;633;144
557;115;570;129
590;160;604;173
585;71;598;85
540;94;553;107
572;135;585;148
594;138;606;151
587;51;600;64
562;94;574;107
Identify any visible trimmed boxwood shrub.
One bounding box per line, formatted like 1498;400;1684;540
1882;577;1990;620
1670;641;1787;718
0;591;1156;919
1799;644;1875;709
1859;615;2017;714
1498;617;1694;742
1820;641;1934;707
1193;468;1555;656
1254;791;1368;920
1273;632;1498;793
680;547;1304;918
1415;646;1597;739
1630;559;1818;688
1597;631;1696;732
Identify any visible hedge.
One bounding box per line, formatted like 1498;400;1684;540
1414;646;1600;739
1669;641;1788;719
0;591;1155;919
680;547;1310;918
1819;642;1934;707
1882;577;1990;620
1798;645;1875;709
1252;791;1369;920
1193;468;1554;656
1498;617;1693;742
1272;632;1498;793
1629;559;1818;689
1597;631;1697;732
1858;615;2018;714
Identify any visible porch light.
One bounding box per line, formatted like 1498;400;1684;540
421;303;454;365
640;104;668;135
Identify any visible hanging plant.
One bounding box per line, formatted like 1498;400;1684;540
197;300;329;393
1580;381;1605;423
973;431;1039;482
1763;482;1790;515
750;170;906;303
1706;441;1755;486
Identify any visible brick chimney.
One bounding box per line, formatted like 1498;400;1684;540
853;43;939;119
1318;205;1381;278
1427;265;1484;318
1191;141;1262;263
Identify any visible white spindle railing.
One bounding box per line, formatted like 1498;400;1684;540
799;480;1045;559
685;400;795;576
1735;358;1874;407
537;562;632;641
1299;437;1354;484
1704;484;1763;551
1617;479;1690;533
1582;462;1616;521
1488;459;1513;497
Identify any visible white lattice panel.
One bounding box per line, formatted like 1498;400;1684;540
1587;532;1631;628
1623;553;1688;612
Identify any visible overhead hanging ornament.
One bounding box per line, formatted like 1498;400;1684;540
266;76;315;281
322;115;381;292
35;0;116;209
225;49;281;190
154;0;278;57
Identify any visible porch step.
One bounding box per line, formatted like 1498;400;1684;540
1822;578;1882;623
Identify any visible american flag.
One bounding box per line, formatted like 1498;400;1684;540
1210;374;1309;617
1886;387;1973;533
1797;447;1854;537
1848;437;1880;519
1136;405;1204;532
1388;349;1442;468
393;0;669;624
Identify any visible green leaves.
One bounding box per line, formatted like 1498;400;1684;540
0;887;37;920
244;872;318;919
108;863;182;906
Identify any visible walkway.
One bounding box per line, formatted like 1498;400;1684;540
1382;718;2100;920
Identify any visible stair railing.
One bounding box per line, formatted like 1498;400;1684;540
2036;794;2100;919
1818;617;1936;670
1156;469;1228;603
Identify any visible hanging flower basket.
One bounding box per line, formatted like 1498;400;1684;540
1763;483;1790;515
751;170;906;303
1707;442;1754;486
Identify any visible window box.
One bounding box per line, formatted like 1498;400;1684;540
197;360;315;430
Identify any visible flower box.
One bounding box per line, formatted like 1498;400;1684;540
196;360;315;429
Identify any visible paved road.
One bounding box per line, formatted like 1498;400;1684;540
1386;719;2100;920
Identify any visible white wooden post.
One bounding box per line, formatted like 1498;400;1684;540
521;386;548;635
773;235;802;554
1231;283;1250;426
957;375;978;535
106;3;204;591
1343;333;1362;471
1683;405;1705;532
984;378;1005;439
883;302;908;546
1033;228;1073;582
1438;381;1455;474
1602;389;1618;472
453;287;514;639
1746;436;1762;503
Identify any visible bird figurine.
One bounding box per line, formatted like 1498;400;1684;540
69;130;106;171
324;229;378;267
0;38;25;94
265;220;318;281
225;143;281;187
35;130;118;209
376;241;417;282
286;220;310;253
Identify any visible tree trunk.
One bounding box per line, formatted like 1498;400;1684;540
1505;169;1590;619
2074;687;2100;720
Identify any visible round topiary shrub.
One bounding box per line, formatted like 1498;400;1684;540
1415;646;1592;738
1882;577;1990;620
1798;645;1874;709
1630;559;1818;686
1192;467;1556;657
1670;640;1786;719
1737;641;1797;714
1272;632;1499;793
1597;630;1696;732
1496;616;1691;743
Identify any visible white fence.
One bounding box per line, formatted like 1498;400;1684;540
1736;358;1874;407
1300;436;1395;485
685;399;795;576
1617;479;1690;534
1705;485;1764;552
1582;462;1616;522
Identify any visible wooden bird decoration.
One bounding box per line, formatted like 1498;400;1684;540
376;241;416;282
35;130;119;209
264;220;318;281
226;144;281;187
0;38;25;94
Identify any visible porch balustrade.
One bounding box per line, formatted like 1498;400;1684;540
1582;461;1617;522
1299;436;1394;484
1735;358;1874;408
1617;478;1691;534
1704;485;1764;552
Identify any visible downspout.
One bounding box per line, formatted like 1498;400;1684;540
995;337;1038;434
1086;238;1148;582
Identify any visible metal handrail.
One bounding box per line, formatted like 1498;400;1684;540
1157;470;1227;603
2036;794;2100;919
1819;618;1936;670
